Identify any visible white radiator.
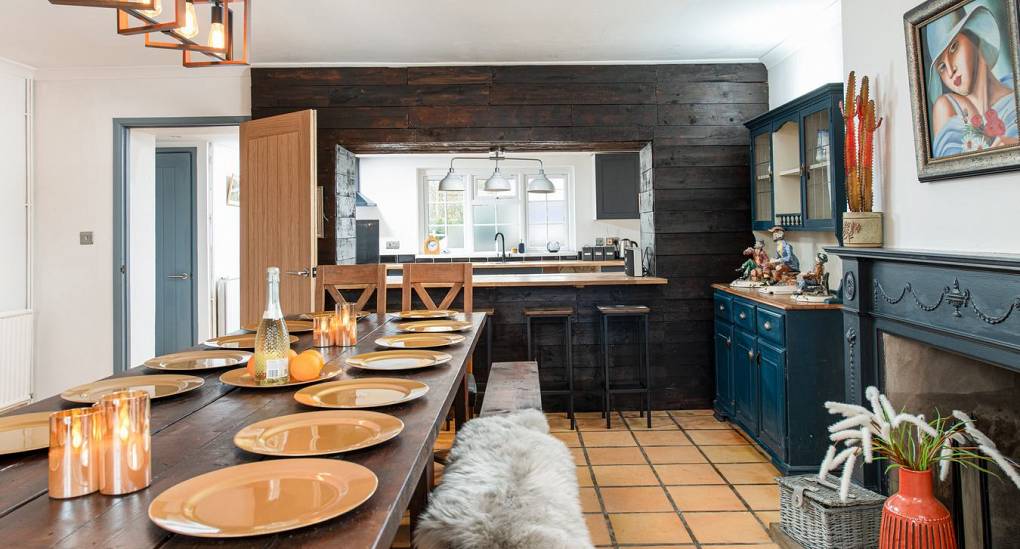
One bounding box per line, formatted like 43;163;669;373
0;310;33;411
216;277;240;336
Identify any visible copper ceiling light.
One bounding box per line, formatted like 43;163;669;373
117;0;186;35
49;0;157;8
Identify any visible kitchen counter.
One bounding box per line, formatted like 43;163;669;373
385;260;624;270
388;272;667;288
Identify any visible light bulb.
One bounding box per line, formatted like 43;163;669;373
139;0;161;18
207;2;226;49
178;0;199;39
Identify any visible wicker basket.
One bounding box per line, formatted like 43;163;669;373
777;474;885;549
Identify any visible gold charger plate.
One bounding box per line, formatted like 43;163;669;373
392;309;457;319
203;333;299;349
240;319;314;333
374;333;465;349
0;411;55;456
219;363;343;388
234;410;403;456
346;350;452;371
144;350;252;371
148;458;378;538
396;320;473;333
298;310;370;320
61;374;204;404
294;378;429;409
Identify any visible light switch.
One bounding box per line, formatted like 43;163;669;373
386;240;400;250
80;231;94;245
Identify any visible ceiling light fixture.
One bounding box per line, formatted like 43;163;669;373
439;147;555;194
49;0;157;8
177;0;199;38
117;0;184;36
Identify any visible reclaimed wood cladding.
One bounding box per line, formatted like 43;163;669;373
251;64;768;408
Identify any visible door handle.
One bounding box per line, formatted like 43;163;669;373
167;273;191;280
285;269;311;277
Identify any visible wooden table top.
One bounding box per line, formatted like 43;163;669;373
0;313;486;548
712;283;843;311
385;260;624;270
386;272;668;288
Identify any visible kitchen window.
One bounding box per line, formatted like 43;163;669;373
420;168;572;254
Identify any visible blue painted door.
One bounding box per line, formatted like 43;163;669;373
714;323;734;416
155;149;196;356
732;327;758;433
757;340;786;457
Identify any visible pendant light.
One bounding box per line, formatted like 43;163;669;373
138;0;161;16
207;0;226;49
527;170;555;193
437;168;464;192
484;165;511;192
177;0;199;38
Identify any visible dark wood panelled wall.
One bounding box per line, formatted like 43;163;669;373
250;64;769;408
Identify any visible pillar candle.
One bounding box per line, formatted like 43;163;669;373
312;312;334;347
48;407;101;499
334;303;358;347
96;390;151;496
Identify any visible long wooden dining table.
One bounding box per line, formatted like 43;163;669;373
0;312;486;548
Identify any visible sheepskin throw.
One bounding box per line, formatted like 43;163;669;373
414;409;594;549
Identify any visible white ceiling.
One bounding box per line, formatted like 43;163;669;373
0;0;837;70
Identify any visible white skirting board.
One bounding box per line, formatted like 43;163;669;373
0;310;33;410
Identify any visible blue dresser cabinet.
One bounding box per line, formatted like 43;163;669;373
712;285;844;474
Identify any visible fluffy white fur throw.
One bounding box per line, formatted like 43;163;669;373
414;409;594;549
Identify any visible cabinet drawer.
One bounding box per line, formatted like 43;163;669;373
756;307;785;346
732;300;756;332
714;293;732;323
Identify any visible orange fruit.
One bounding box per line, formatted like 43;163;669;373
289;351;323;381
302;349;325;369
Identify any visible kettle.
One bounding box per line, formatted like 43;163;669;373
624;242;643;277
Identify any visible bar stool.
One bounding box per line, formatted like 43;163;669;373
524;306;575;430
596;305;651;428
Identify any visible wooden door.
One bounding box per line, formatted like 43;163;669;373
154;149;196;354
240;110;317;325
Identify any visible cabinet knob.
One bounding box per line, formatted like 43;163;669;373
748;350;755;360
738;312;747;320
719;305;725;311
763;321;772;331
725;337;732;347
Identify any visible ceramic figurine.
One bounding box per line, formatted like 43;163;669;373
794;252;835;303
759;226;799;295
731;240;768;287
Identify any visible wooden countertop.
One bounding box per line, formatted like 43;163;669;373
385;260;623;270
387;272;667;288
712;283;843;311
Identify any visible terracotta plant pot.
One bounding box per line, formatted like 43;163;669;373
879;468;957;549
843;211;883;248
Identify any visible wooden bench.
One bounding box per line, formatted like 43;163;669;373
479;361;542;416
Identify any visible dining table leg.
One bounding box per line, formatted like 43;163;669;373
453;372;469;429
408;461;434;538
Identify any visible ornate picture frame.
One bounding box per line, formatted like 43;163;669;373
904;0;1020;181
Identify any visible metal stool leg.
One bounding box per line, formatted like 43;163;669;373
643;314;651;428
486;314;493;372
566;315;575;430
602;314;611;429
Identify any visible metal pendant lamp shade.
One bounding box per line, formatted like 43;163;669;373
484;167;511;192
437;169;464;192
527;170;555;193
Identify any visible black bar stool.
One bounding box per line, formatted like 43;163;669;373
596;304;651;428
524;306;575;430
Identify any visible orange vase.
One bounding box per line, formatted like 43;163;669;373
879;468;957;549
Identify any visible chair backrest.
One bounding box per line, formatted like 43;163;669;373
315;264;387;316
401;263;472;313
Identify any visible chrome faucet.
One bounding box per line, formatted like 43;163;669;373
495;232;506;262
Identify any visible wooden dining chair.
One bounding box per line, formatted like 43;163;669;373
401;263;472;313
315;264;387;316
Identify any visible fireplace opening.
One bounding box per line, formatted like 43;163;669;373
881;333;1020;548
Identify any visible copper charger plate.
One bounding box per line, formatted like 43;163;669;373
148;458;378;538
298;310;370;321
202;334;299;350
240;319;314;333
60;374;205;404
294;378;430;409
234;410;404;456
144;350;252;371
345;350;452;371
219;363;343;388
0;411;56;455
395;320;472;333
374;333;465;349
391;309;457;319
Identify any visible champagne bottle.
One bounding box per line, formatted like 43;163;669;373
253;267;291;385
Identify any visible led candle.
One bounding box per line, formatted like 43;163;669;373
312;312;333;347
334;303;357;347
48;407;101;499
96;390;151;496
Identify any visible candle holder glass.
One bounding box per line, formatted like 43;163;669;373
96;390;151;495
333;303;358;347
312;312;334;347
48;407;102;499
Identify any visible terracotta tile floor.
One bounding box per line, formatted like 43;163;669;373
393;410;781;548
560;409;781;548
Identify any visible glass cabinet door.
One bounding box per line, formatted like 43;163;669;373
752;130;773;227
803;107;833;224
771;118;803;227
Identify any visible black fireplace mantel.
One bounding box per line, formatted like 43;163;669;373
827;246;1020;405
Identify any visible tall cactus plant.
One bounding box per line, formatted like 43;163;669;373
840;71;882;213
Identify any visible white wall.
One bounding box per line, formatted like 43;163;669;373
843;0;1020;254
0;61;29;313
33;68;249;399
356;152;639;255
128;131;156;368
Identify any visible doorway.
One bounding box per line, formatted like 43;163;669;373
113;116;248;372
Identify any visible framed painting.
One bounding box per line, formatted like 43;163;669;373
905;0;1020;181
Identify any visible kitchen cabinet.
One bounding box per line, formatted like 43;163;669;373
745;83;846;241
712;286;844;474
594;152;639;220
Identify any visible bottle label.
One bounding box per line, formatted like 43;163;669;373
265;357;289;381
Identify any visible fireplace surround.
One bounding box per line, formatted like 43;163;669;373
829;247;1020;548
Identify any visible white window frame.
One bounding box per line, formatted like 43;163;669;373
418;166;574;255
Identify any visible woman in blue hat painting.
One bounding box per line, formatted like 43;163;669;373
926;1;1019;158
